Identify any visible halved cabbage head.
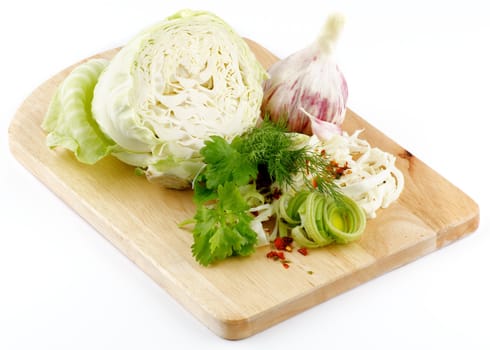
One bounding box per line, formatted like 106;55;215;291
44;9;268;189
93;9;268;188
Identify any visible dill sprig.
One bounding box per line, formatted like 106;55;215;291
237;120;340;197
237;121;304;187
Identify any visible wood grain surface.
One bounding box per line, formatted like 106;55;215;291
8;39;480;340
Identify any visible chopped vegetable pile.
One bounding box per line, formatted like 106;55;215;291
180;120;365;265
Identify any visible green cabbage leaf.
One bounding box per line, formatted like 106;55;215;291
42;58;115;164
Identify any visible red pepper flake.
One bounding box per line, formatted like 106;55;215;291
267;239;311;270
297;247;308;256
274;236;293;251
266;251;275;259
327;160;350;179
311;177;318;189
266;250;285;261
271;187;282;200
273;238;282;249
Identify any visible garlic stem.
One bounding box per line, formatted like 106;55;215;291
316;13;346;55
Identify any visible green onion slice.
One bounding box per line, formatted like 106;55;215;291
278;190;366;247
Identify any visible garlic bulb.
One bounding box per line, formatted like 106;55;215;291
261;13;348;140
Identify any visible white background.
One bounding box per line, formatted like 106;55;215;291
1;1;489;349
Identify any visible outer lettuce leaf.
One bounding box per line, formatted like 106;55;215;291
42;58;115;164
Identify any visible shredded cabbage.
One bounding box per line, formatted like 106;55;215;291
309;130;404;218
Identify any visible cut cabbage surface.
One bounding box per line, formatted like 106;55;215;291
92;9;268;188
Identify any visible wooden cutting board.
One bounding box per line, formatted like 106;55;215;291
8;39;479;340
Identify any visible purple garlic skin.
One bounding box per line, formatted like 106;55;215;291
261;13;348;140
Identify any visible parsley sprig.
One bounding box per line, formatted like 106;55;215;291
191;182;257;266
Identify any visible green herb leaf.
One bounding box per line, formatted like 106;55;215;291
200;136;258;189
191;182;257;266
237;121;305;187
